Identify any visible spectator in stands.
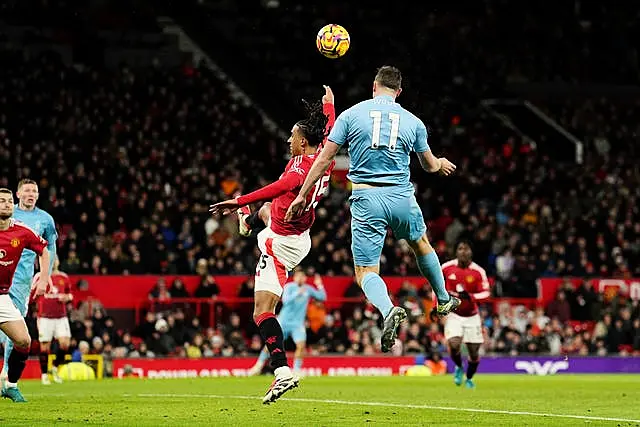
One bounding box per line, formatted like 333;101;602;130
169;278;190;298
147;318;176;356
72;341;90;362
547;290;571;324
194;275;220;298
186;335;204;359
129;342;155;359
237;278;255;298
148;278;171;301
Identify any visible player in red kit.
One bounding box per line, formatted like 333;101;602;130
439;240;490;389
0;188;51;402
210;86;335;404
34;256;73;385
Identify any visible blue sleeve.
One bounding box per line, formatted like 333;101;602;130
306;285;327;302
44;214;58;271
281;284;297;304
413;120;430;153
327;110;350;146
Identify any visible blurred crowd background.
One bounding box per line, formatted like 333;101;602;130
0;0;639;366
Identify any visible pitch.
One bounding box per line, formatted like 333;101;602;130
1;375;638;426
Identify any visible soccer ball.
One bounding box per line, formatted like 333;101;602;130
316;24;350;59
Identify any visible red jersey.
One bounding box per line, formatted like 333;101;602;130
237;102;336;236
0;220;47;295
441;259;490;317
269;155;335;235
35;271;71;318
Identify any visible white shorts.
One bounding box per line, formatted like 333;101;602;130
255;227;311;297
38;317;71;342
0;294;23;324
444;313;484;344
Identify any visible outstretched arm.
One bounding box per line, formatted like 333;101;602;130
209;173;301;216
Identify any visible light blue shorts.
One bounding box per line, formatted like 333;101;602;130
349;185;427;266
281;323;307;344
8;285;29;317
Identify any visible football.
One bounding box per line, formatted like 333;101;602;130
316;24;350;59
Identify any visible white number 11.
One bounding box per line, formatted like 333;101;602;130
370;110;400;150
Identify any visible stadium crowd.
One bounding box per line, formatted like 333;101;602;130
1;49;639;298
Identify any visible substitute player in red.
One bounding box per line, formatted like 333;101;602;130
34;256;72;385
210;86;335;404
0;188;50;402
439;240;490;389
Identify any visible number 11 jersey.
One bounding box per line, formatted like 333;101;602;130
327;94;430;188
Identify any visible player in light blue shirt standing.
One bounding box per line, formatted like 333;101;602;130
248;269;326;376
0;179;57;384
286;66;460;352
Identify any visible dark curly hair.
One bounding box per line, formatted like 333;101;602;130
296;100;329;148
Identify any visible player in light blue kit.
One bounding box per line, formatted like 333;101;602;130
248;269;326;376
286;66;460;352
0;179;57;385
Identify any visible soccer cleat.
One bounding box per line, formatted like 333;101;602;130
453;366;464;386
237;205;252;237
262;375;300;404
41;373;51;385
381;307;407;353
51;367;63;384
465;378;476;389
436;295;462;316
2;385;27;403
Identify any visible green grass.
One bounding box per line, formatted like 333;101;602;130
1;375;639;426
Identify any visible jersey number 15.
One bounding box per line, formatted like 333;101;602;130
305;175;330;212
370;110;400;150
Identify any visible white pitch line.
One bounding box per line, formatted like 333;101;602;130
137;393;640;423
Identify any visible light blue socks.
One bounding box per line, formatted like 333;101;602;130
417;251;450;304
361;272;393;318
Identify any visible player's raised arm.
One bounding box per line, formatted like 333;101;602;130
308;274;327;301
322;86;336;136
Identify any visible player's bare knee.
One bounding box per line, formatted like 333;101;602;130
467;344;481;360
448;337;462;351
258;203;271;224
40;342;51;352
14;336;31;350
252;307;267;322
253;291;279;321
409;234;433;256
354;265;378;287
